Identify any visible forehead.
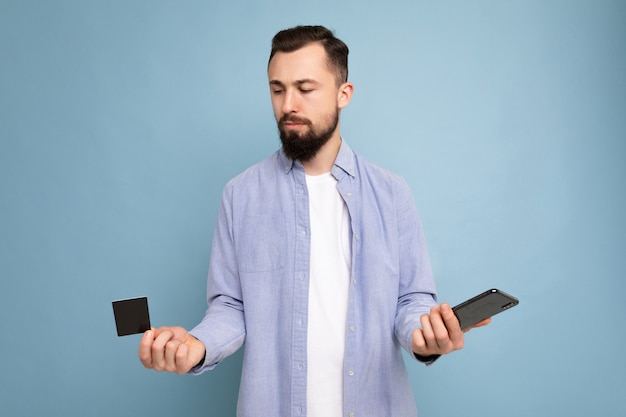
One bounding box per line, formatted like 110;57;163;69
268;42;334;83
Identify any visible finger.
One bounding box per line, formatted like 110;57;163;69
150;327;161;338
465;317;491;332
175;342;190;374
429;305;454;352
151;329;174;371
420;311;436;350
476;317;491;327
138;330;154;368
164;339;182;373
412;328;426;355
440;303;464;349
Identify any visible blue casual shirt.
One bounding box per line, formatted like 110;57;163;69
189;140;438;417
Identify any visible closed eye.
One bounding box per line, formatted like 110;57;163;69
269;80;285;95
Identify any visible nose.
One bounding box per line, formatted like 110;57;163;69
281;89;298;114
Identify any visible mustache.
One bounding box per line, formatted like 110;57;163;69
279;115;311;125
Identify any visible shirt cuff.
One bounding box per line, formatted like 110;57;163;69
413;352;441;365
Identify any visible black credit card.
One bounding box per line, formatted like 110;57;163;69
112;296;151;336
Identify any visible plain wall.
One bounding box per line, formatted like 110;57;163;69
1;1;624;416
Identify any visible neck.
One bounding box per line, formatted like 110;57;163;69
301;132;342;175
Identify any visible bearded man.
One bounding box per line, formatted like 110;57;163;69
139;25;487;417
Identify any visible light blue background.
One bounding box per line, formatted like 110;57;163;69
1;1;624;416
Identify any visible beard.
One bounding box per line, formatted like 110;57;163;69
278;108;339;162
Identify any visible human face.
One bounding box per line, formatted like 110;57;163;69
268;43;351;161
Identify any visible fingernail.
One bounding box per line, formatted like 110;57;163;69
441;303;450;312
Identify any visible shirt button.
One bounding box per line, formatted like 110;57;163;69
349;325;355;332
346;192;352;198
348;370;354;376
349;413;355;417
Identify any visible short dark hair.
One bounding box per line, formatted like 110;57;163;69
269;25;349;85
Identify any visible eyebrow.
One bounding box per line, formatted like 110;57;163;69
269;79;320;88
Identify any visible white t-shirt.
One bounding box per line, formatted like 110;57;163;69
305;172;351;417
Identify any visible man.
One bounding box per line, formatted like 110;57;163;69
139;25;488;417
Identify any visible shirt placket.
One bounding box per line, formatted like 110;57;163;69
291;164;310;416
335;167;359;417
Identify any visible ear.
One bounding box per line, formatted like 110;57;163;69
337;82;354;109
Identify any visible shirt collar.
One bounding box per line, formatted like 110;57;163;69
332;138;356;179
279;138;356;178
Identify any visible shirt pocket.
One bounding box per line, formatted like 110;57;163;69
237;213;286;272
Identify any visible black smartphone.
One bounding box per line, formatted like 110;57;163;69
452;289;519;330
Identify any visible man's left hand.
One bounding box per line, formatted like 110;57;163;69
412;303;490;357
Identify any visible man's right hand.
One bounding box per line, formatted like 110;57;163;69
138;326;206;374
